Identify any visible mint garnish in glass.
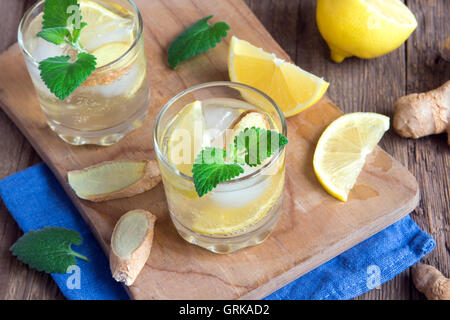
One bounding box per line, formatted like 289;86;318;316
37;0;96;100
192;127;288;197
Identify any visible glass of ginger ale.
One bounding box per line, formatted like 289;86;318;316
18;0;149;145
154;82;287;253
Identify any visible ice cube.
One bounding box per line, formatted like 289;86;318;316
208;175;270;208
203;105;240;131
202;105;241;148
29;37;66;62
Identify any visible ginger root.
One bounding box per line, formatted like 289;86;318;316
412;263;450;300
393;81;450;145
110;209;156;286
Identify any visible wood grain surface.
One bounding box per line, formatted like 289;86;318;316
0;0;448;300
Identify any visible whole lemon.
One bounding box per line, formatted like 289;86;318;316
316;0;417;63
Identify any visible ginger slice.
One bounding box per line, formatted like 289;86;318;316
110;210;156;286
67;160;161;202
83;42;137;87
225;110;270;148
82;65;132;87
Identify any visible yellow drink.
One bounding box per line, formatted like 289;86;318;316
154;82;286;253
18;0;149;145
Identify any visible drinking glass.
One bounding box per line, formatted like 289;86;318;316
154;81;287;253
18;0;150;146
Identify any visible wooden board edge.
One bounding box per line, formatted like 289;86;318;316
240;188;420;300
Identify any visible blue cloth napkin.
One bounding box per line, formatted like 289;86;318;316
0;163;435;300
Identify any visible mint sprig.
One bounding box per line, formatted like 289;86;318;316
192;127;288;197
37;0;96;100
39;53;97;100
10;227;88;274
168;15;230;69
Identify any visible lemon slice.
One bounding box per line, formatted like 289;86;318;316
228;36;329;117
313;112;390;201
80;0;130;20
167;100;206;176
316;0;417;63
92;41;131;67
79;0;134;51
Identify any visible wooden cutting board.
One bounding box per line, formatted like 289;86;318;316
0;0;419;300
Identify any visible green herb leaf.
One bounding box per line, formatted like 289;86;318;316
10;227;88;274
192;127;288;196
41;0;79;29
168;15;230;69
37;27;70;45
37;0;94;100
234;127;288;167
39;52;97;100
72;21;88;43
192;147;244;197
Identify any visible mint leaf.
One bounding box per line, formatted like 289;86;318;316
168;15;230;69
72;22;88;43
10;227;88;274
41;0;79;29
234;127;288;167
192;128;287;196
37;27;70;45
192;147;244;197
39;52;97;100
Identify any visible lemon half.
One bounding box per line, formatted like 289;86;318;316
313;112;390;201
316;0;417;63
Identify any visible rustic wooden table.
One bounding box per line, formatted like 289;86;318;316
0;0;448;300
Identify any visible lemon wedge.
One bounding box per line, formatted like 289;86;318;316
313;112;390;201
228;36;329;117
167;100;206;176
316;0;417;63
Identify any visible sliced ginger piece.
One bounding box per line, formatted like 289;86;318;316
226;110;270;148
110;209;156;286
230;110;270;133
67;160;161;202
